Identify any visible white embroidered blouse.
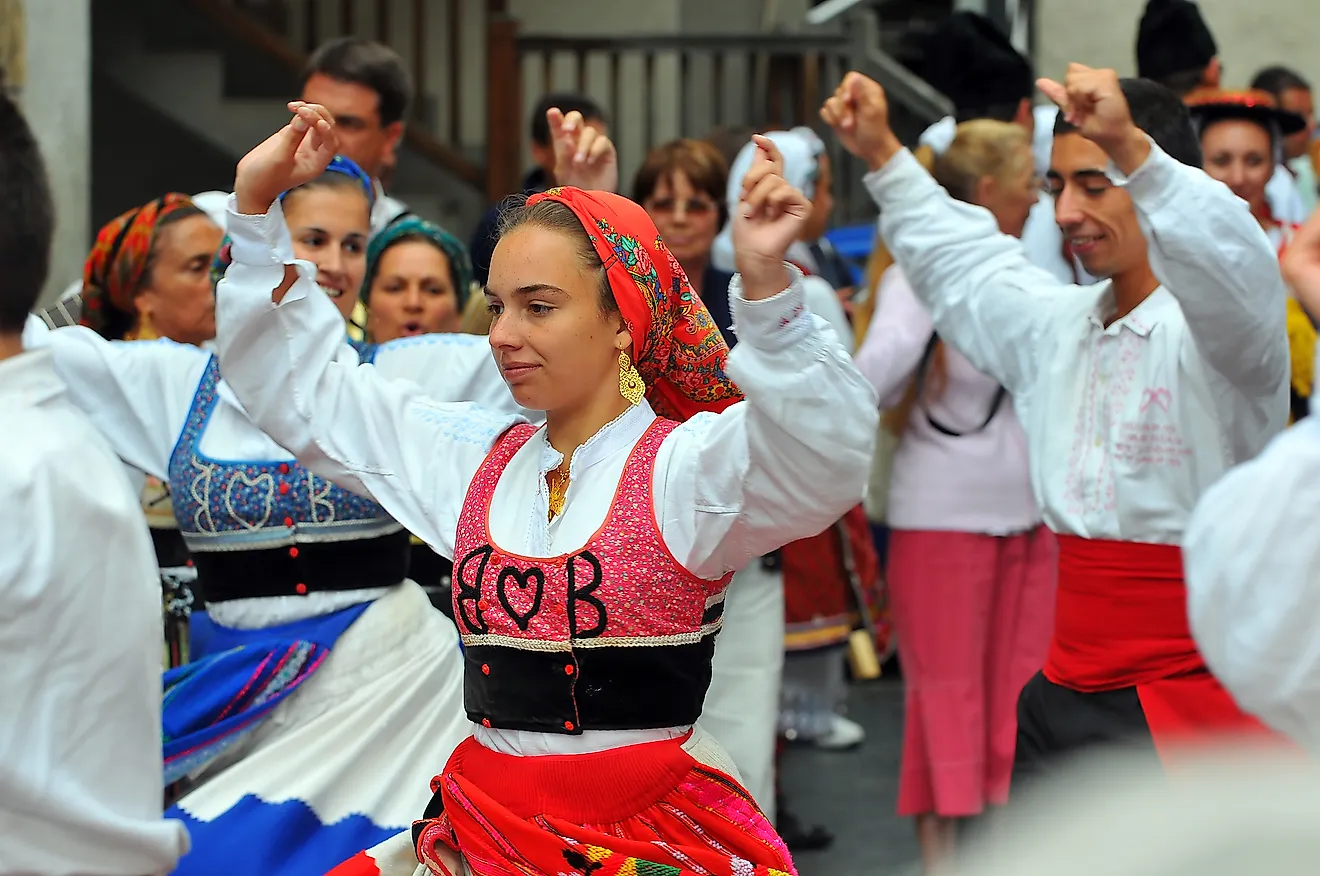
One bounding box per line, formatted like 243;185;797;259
864;139;1290;543
213;196;879;753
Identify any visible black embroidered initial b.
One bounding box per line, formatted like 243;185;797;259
454;545;492;634
567;550;607;638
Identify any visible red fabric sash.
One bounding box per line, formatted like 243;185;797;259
1044;536;1275;761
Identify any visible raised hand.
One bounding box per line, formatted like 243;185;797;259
235;102;339;215
732;135;811;300
1038;64;1149;174
1282;210;1320;318
548;107;618;193
820;72;903;172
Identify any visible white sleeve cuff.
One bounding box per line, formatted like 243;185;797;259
728;265;811;352
1106;135;1179;209
225;194;298;267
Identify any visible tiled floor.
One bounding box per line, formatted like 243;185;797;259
781;676;922;875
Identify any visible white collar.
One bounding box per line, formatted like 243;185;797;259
534;399;657;478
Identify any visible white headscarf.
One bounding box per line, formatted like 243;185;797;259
711;127;825;273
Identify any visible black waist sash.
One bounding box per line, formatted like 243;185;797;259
195;529;411;602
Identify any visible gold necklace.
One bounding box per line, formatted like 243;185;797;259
547;465;570;520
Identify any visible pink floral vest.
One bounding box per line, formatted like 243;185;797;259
451;418;732;734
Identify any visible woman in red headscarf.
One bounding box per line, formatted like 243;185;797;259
213;102;878;876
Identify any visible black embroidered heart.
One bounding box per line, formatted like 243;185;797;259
496;566;545;631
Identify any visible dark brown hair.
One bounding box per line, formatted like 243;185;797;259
631;139;729;227
0;82;53;334
496;197;618;316
301;38;412;127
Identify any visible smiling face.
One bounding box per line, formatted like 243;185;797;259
1200;118;1274;218
136;213;224;345
485;221;631;417
1046;132;1147;280
365;238;462;340
282;183;371;322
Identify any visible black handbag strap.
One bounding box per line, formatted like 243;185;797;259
913;333;1007;438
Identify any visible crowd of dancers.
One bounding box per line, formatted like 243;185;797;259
6;0;1320;874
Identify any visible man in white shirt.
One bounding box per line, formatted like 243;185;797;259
916;11;1079;284
0;86;189;874
822;65;1289;784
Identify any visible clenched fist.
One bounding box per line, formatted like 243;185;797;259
1038;64;1150;174
819;72;903;172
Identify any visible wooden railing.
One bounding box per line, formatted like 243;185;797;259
182;0;952;220
192;0;484;189
501;32;883;220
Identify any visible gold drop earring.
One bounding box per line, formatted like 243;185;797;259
618;350;644;405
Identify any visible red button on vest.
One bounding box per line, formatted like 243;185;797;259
481;664;490;676
279;463;290;474
564;721;575;732
279;483;290;496
481;718;491;728
295;582;308;595
284;517;294;527
288;547;299;559
564;665;575;676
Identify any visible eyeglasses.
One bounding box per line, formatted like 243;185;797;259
644;197;717;216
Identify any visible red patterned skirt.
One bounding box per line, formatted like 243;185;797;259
335;733;796;876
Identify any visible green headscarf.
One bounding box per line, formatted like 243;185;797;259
361;216;474;312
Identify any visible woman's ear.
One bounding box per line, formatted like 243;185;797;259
974;174;999;210
614;316;634;358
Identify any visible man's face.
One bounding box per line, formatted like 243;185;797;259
1046;133;1147;280
300;73;403;180
1279;86;1315;162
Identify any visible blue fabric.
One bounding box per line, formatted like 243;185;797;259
166;357;393;546
279;155;375;207
162;601;371;785
169;794;397;876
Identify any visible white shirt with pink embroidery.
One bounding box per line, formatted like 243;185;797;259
863;140;1290;544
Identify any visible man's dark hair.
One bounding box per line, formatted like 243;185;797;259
1252;66;1312;101
1054;78;1202;169
301;38;412;127
0;84;55;335
530;92;606;146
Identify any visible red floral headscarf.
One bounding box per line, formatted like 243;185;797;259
525;186;743;421
81;193;197;336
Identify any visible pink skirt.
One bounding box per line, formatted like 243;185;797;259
887;525;1057;817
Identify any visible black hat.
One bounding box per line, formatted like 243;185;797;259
1136;0;1218;82
921;12;1034;118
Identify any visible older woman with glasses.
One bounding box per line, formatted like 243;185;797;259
633;139;734;340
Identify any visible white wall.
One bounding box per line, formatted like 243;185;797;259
1038;0;1320;89
20;0;90;306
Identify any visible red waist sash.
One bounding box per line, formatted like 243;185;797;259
1044;536;1275;761
1044;536;1202;691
